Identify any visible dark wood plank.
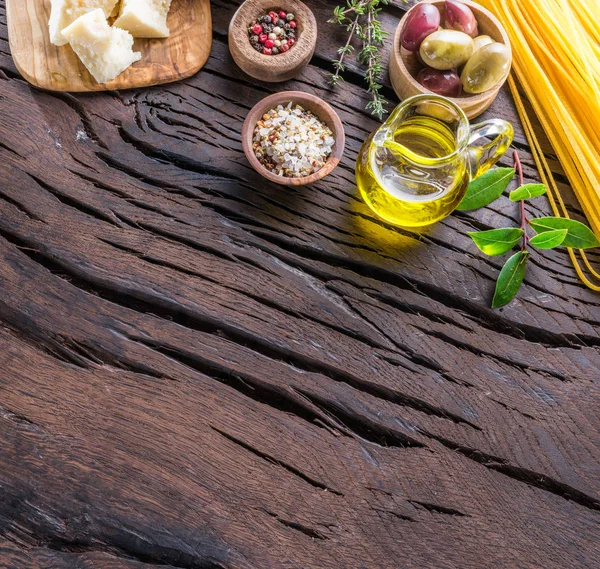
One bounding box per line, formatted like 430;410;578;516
0;1;599;568
0;540;166;569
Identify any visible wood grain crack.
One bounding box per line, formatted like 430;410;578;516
293;388;426;449
0;193;44;223
261;510;328;541
408;500;469;517
128;336;342;432
28;174;121;227
414;326;569;382
211;427;344;496
425;433;600;512
43;91;108;149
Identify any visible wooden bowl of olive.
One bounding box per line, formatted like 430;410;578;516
389;0;512;119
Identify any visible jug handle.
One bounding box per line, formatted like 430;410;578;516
468;119;514;179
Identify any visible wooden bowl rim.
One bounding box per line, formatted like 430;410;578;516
229;0;317;74
242;91;346;186
393;0;512;105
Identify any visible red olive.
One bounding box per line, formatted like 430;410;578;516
445;0;478;38
401;4;441;52
417;67;462;97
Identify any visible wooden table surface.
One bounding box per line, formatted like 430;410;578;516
1;2;599;568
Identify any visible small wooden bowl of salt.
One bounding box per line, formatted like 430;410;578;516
242;91;345;186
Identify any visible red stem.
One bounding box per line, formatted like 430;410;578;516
513;150;528;251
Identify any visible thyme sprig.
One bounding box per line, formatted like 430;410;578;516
329;0;400;119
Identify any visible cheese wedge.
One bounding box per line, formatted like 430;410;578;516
61;9;141;84
49;0;119;46
114;0;173;38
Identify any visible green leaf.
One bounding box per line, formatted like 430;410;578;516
529;229;567;249
468;228;524;256
457;168;515;211
509;184;547;202
529;217;600;249
492;251;529;309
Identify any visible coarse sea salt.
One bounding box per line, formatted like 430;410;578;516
252;103;334;178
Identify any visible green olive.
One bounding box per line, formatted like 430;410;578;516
419;30;475;70
473;35;494;52
461;42;511;94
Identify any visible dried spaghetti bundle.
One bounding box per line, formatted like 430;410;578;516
480;0;600;289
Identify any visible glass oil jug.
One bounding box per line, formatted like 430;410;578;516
356;95;514;227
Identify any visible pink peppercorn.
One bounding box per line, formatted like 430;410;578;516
248;10;298;56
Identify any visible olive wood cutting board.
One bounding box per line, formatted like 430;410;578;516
6;0;212;92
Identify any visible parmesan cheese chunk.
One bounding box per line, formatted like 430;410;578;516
49;0;119;46
61;9;141;84
114;0;173;38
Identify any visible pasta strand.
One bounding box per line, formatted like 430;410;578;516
480;0;600;289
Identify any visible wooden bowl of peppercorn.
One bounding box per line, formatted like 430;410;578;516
229;0;318;82
242;91;345;186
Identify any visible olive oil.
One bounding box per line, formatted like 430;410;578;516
356;115;470;227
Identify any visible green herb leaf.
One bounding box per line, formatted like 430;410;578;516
509;183;547;202
529;229;567;249
529;217;600;249
468;228;524;256
492;251;529;309
457;168;515;211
